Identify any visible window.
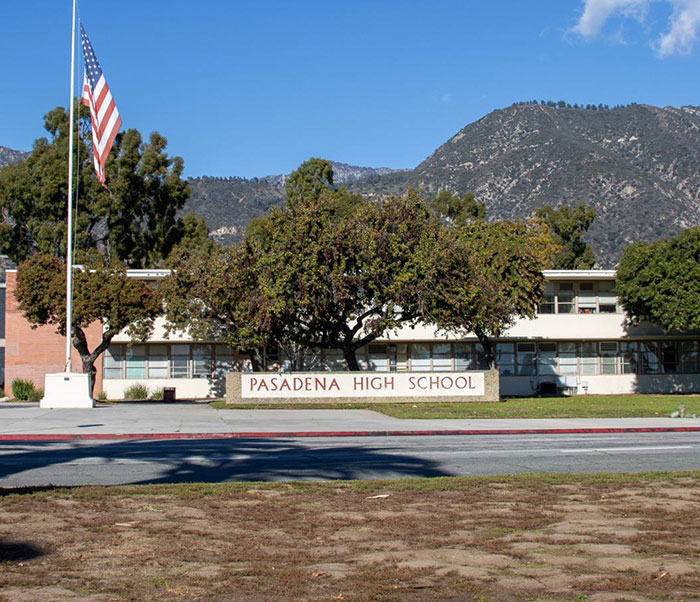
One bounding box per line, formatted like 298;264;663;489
640;341;659;374
517;343;536;375
125;345;146;379
148;344;169;378
215;345;236;377
496;343;515;376
558;342;577;375
598;281;617;313
368;344;388;371
410;343;431;371
661;341;678;374
557;283;575;314
578;283;597;314
539;283;555;314
580;342;598;375
680;341;698;374
620;342;638;374
303;349;322;371
171;345;190;378
454;343;473;371
474;344;490;370
537;343;557;375
104;344;124;379
599;342;619;374
323;349;345;371
193;345;212;378
432;343;452;371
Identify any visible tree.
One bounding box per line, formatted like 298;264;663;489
0;105;204;267
535;203;596;269
420;219;553;366
15;253;161;393
163;159;441;371
616;228;700;332
430;190;485;226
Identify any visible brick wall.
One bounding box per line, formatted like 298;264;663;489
5;271;104;395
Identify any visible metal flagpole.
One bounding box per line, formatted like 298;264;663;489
65;0;77;371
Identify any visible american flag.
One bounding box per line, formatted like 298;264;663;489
80;24;121;187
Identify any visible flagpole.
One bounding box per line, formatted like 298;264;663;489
65;0;77;371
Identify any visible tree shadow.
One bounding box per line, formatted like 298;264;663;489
0;540;45;562
0;437;452;487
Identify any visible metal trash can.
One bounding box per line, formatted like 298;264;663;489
163;387;176;403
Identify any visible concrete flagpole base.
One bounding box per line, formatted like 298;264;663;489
40;373;94;408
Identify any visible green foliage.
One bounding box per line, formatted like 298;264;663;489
95;391;108;402
430;190;485;226
11;379;38;401
535;203;596;269
0;105;200;268
123;383;149;400
15;253;161;392
149;387;165;401
284;157;334;210
616;228;700;332
28;387;44;403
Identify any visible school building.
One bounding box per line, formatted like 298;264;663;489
3;268;699;399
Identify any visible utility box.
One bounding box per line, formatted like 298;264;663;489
163;387;176;403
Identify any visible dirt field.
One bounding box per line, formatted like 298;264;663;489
1;473;699;601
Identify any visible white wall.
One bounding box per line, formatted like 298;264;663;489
102;378;214;400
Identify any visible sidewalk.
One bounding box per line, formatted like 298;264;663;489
1;401;700;440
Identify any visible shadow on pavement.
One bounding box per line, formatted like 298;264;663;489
0;438;452;486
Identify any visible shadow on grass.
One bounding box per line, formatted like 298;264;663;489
0;437;451;487
0;540;45;562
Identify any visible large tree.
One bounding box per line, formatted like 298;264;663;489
535;202;596;269
430;190;485;226
15;253;161;393
616;228;700;332
0;105;206;267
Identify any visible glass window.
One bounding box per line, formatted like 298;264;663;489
125;345;146;379
433;343;452;371
454;343;473;371
171;344;190;378
599;342;619;374
517;342;536;375
303;349;322;371
680;341;698;374
661;341;678;374
578;282;597;313
557;283;575;314
323;349;346;371
496;343;515;376
368;344;388;372
539;282;555;314
620;342;638;374
148;344;169;378
411;343;431;371
215;344;236;377
193;345;212;378
104;344;124;379
598;281;617;313
580;342;598;375
640;341;659;374
474;344;490;370
558;342;577;375
537;343;557;375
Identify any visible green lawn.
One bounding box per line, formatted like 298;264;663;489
211;394;700;419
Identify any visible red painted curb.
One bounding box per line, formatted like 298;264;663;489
0;426;700;441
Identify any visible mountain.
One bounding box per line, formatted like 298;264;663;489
350;102;700;266
187;161;407;246
0;146;28;168
185;102;700;267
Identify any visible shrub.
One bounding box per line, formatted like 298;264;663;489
95;391;108;402
123;383;149;400
12;379;37;401
28;388;44;403
149;387;164;401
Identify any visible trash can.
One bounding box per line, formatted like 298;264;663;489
163;387;176;403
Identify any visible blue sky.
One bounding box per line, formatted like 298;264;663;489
2;0;700;178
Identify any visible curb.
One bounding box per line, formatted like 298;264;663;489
1;426;700;441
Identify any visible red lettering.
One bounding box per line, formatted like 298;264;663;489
293;378;303;391
329;378;340;391
455;376;467;389
279;379;291;392
430;376;440;389
441;376;453;389
271;378;278;392
384;376;395;390
258;379;269;391
354;376;364;390
249;377;258;391
370;377;382;390
417;376;427;389
408;376;416;390
305;377;312;391
314;377;326;390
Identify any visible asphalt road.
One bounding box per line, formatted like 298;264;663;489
0;431;699;487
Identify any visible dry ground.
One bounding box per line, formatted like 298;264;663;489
1;473;699;601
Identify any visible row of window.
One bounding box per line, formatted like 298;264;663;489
538;281;618;314
104;340;700;379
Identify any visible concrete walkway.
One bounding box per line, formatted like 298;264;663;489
1;401;700;440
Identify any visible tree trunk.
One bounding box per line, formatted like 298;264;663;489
246;349;262;372
71;328;98;397
474;327;496;370
343;346;360;371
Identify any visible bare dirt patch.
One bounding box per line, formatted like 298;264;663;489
1;474;699;601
